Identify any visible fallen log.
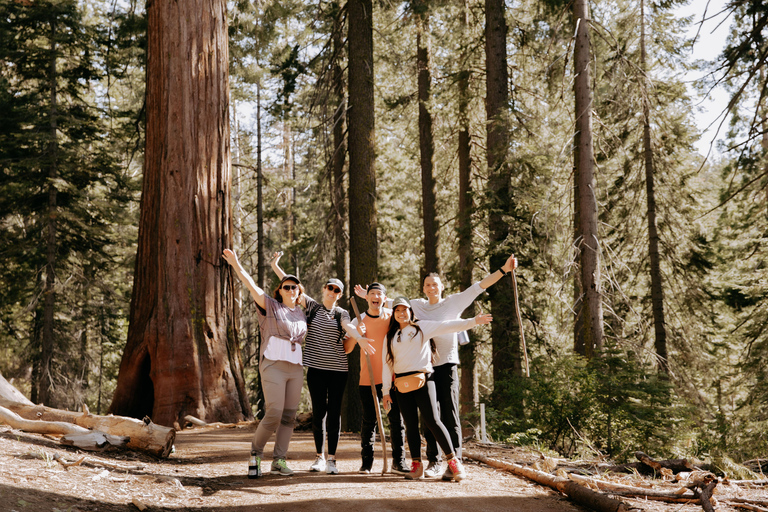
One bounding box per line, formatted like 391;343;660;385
61;431;131;451
567;472;696;499
688;472;718;512
464;450;634;512
601;452;696;476
0;405;89;436
0;373;33;405
0;399;175;457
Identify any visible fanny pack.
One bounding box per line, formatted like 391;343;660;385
394;372;426;393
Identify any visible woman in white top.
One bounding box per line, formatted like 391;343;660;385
381;296;492;481
223;249;307;479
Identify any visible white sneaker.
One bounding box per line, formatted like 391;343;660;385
424;461;442;478
310;455;326;472
326;459;339;475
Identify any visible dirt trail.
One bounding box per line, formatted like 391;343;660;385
0;425;583;511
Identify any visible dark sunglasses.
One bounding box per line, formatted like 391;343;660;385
327;286;341;294
282;284;298;291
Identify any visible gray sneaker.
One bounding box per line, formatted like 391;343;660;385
310;456;326;472
271;458;294;476
424;461;442;478
326;459;339;475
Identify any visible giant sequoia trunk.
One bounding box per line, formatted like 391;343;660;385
109;0;250;427
573;0;604;357
485;0;521;388
416;8;439;277
641;0;667;374
345;0;377;431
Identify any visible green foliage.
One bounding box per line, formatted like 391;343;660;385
0;0;140;410
486;345;688;461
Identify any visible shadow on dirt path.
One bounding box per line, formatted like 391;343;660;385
0;425;585;511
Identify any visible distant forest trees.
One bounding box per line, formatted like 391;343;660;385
1;0;768;463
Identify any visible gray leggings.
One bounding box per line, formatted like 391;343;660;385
251;358;304;459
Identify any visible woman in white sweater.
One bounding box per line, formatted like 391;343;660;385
381;297;492;481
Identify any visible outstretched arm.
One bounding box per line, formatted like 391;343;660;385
223;249;267;310
342;321;376;355
478;253;518;290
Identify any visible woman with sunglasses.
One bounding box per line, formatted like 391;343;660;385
270;252;370;475
381;296;492;482
222;248;309;479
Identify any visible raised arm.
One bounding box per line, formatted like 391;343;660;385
270;251;286;279
223;249;267;310
478;253;518;290
270;251;307;308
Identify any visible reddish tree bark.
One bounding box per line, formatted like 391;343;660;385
109;0;250;427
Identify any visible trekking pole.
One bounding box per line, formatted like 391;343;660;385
511;268;530;377
350;296;389;474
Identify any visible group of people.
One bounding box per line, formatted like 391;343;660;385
222;248;518;482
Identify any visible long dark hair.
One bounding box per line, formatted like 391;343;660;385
385;311;436;367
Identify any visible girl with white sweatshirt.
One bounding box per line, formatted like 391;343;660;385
381;296;492;482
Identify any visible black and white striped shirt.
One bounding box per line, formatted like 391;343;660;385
302;296;351;372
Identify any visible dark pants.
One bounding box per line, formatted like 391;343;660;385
360;384;406;467
399;378;454;461
424;363;462;463
307;367;348;456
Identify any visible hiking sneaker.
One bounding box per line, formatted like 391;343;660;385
391;460;410;475
445;457;466;482
310;455;326;472
271;458;294;476
405;460;424;480
326;459;339;475
248;455;262;479
424;461;442;478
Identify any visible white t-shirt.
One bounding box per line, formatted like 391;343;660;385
409;282;484;366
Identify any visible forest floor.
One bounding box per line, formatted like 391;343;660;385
0;422;764;512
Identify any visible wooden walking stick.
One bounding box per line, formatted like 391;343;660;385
350;296;389;474
511;268;530;377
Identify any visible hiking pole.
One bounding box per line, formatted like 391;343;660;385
511;268;530;377
349;296;389;475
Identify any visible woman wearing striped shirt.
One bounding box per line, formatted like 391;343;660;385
270;252;371;475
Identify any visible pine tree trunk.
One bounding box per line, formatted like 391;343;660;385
573;0;603;357
417;10;439;276
331;1;348;289
109;0;250;427
345;0;377;432
40;18;58;407
640;0;667;373
256;82;265;289
457;0;477;418
485;0;521;389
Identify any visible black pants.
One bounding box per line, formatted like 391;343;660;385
307;367;348;456
360;384;406;466
399;379;454;461
424;363;462;462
